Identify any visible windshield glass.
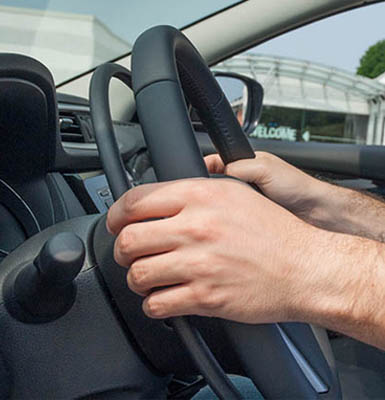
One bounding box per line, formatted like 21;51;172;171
0;0;241;85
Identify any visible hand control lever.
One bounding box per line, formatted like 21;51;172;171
7;232;85;322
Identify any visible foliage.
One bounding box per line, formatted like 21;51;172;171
357;39;385;79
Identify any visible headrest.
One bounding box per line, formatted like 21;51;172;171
0;53;58;183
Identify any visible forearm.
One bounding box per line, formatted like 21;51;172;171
294;228;385;349
308;181;385;242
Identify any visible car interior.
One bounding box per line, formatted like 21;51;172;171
0;0;384;399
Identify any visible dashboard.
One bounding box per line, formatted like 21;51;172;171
1;68;385;399
55;92;385;218
56;93;156;214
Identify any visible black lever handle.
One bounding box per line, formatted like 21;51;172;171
8;232;85;323
33;232;84;287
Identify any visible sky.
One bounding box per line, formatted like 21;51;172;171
0;0;384;73
253;2;385;73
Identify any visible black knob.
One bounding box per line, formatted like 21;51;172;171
10;232;85;323
34;232;84;286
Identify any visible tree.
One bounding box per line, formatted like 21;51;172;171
357;39;385;79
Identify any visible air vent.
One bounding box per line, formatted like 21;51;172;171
59;112;84;143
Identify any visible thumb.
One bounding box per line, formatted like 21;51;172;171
225;153;270;187
204;154;225;174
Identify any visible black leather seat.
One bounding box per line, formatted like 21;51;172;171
0;54;85;261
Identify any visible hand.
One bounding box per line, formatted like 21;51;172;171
107;178;321;323
205;152;328;224
106;175;385;350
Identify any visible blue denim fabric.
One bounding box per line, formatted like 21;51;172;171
192;376;263;400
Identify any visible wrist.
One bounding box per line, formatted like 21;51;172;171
291;229;385;346
309;183;385;241
303;180;346;231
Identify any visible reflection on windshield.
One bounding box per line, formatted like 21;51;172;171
0;5;131;84
0;0;241;84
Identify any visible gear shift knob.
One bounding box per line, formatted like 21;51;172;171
8;232;85;322
34;232;85;286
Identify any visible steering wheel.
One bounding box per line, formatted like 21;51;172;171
89;26;342;399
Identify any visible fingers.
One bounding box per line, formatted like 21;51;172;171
225;151;273;186
204;154;225;174
142;285;196;318
114;218;181;266
142;283;222;319
108;153;276;235
127;251;192;296
205;152;275;188
107;181;185;235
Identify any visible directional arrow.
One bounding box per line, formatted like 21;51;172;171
302;131;310;142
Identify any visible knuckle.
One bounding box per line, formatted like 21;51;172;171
192;258;215;279
199;296;217;310
129;263;148;290
194;285;223;311
114;228;136;266
184;221;210;241
145;297;165;318
123;188;140;214
117;227;136;254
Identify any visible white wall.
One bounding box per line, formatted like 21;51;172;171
0;6;131;83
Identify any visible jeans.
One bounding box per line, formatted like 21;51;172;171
192;376;263;400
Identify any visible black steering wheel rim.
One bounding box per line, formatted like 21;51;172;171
89;63;133;200
132;27;255;182
89;25;341;400
90;64;244;400
132;25;341;399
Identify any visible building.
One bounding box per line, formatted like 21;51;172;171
215;54;385;145
0;5;131;84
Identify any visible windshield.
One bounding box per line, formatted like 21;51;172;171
0;0;241;85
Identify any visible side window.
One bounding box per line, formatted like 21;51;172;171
215;3;385;145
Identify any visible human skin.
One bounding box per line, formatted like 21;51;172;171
107;152;385;350
205;152;385;242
